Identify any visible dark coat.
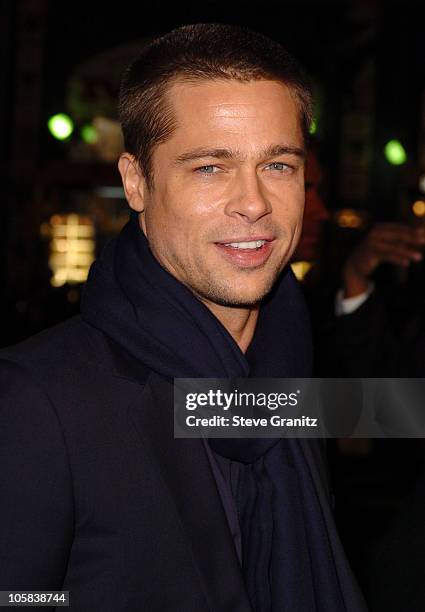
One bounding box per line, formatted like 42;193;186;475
0;316;366;611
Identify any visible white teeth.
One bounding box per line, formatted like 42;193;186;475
225;240;267;249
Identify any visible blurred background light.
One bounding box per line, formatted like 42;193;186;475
41;214;95;286
80;124;98;144
95;186;125;199
384;139;407;166
47;113;74;140
334;208;365;229
412;200;425;217
291;261;313;281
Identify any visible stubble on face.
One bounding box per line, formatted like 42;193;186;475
167;244;286;308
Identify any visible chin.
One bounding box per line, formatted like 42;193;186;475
200;278;276;308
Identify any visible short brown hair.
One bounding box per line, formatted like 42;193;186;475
118;23;313;189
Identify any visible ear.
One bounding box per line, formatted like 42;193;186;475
118;153;147;213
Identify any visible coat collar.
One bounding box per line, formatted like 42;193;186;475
107;339;252;611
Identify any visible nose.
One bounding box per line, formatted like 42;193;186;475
224;170;272;223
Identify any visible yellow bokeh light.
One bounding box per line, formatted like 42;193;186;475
44;213;96;286
412;200;425;217
334;209;363;229
291;261;312;281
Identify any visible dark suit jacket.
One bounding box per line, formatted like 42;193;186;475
0;316;366;611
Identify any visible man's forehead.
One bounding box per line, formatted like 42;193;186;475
162;78;304;150
168;77;297;109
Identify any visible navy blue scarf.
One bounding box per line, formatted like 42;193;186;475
81;213;345;611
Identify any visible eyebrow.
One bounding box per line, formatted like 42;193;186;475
174;144;306;165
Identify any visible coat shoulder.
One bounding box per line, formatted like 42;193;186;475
0;315;151;393
0;316;108;374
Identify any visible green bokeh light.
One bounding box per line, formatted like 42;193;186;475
309;119;317;135
81;124;98;144
47;113;74;140
384;139;407;166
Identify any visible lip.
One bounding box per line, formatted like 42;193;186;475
214;238;275;268
215;236;275;244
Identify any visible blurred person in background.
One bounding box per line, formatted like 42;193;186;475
293;145;425;376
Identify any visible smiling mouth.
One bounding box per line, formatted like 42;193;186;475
214;238;275;268
222;239;267;250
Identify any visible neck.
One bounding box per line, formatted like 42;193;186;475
200;300;260;353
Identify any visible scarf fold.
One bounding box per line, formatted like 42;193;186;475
81;213;345;611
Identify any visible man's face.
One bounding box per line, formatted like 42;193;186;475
139;79;305;306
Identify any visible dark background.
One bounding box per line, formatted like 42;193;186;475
1;0;425;606
2;0;424;343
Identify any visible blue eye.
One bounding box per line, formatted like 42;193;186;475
197;165;217;174
267;162;289;172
